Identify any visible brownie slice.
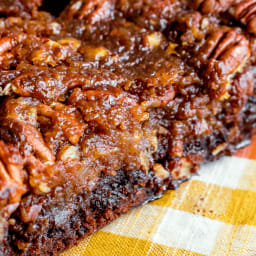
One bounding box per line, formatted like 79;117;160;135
0;0;256;255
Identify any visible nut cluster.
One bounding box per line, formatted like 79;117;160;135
230;0;256;35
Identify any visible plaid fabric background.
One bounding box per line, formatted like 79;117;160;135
62;138;256;256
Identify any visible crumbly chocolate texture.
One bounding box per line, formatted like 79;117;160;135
0;0;256;255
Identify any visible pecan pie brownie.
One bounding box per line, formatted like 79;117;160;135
0;0;256;255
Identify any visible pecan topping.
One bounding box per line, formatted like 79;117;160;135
4;118;55;164
31;39;74;67
1;98;55;163
63;0;115;24
197;28;250;97
230;0;256;35
192;0;233;14
8;65;127;101
0;0;42;16
68;88;148;131
200;29;249;65
37;102;86;145
0;97;87;194
0;141;26;207
0;33;26;66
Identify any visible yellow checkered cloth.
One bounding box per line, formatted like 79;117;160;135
62;138;256;256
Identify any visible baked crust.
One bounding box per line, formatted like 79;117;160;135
0;0;256;255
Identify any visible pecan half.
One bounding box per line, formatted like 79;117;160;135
0;141;26;207
31;38;80;67
192;0;233;14
0;33;26;66
4;119;55;163
197;28;250;97
0;0;42;16
63;0;115;24
230;0;256;35
0;97;55;164
37;102;86;145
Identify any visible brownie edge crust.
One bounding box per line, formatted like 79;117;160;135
1;0;256;255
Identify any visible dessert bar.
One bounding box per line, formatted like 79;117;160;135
0;0;256;255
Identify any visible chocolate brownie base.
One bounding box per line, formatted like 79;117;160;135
3;169;166;256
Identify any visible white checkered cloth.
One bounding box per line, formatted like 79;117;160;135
63;140;256;256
